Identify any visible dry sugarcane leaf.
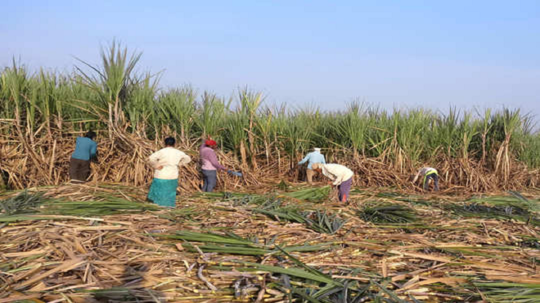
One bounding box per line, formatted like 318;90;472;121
0;295;44;303
400;277;467;291
484;274;540;284
2;249;47;258
74;225;128;231
15;258;86;290
388;250;453;263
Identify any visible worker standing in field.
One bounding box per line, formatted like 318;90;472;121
69;131;98;183
298;148;326;185
312;163;354;203
147;137;191;207
199;139;228;192
412;166;439;191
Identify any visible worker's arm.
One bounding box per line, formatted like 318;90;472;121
178;153;192;167
321;167;338;184
333;173;345;186
148;151;162;169
298;154;309;165
412;171;421;184
321;155;326;164
209;151;227;171
90;141;97;159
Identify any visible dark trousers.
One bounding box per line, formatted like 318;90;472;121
69;157;91;182
424;174;439;191
338;177;353;202
202;169;217;192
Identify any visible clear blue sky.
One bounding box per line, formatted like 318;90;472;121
2;0;539;118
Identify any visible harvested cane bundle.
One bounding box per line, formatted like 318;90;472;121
254;200;346;234
448;193;540;225
468;194;540;213
357;202;417;224
449;202;540;226
254;206;307;224
194;191;270;206
303;210;347;234
254;198;307;223
0;191;44;215
283;186;331;203
277;179;290;191
41;198;161;216
155;231;335;255
242;247;410;303
472;282;540;303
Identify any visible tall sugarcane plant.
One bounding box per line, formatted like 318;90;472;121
75;40;143;128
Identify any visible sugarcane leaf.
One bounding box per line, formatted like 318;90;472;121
275;245;341;286
289;286;326;303
238;261;338;286
371;280;407;303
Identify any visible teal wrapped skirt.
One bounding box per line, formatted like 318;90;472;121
148;178;178;207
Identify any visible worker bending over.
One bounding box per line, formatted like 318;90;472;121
312;163;354;203
148;137;191;207
298;148;326;185
413;166;439;191
69;131;97;183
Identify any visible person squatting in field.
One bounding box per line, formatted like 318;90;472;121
199;139;229;192
147;137;191;207
298;148;326;185
69;131;98;183
413;166;439;191
312;163;354;203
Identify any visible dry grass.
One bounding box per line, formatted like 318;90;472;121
1;184;539;302
0;126;538;193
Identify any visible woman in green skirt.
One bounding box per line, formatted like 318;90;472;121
148;137;191;207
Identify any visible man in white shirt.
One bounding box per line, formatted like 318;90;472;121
147;137;191;207
312;163;354;203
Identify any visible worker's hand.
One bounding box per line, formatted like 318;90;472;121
229;171;243;177
328;181;335;186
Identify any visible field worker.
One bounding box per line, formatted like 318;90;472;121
147;137;191;207
312;163;354;203
298;148;326;185
199;139;228;192
412;166;439;191
69;131;97;183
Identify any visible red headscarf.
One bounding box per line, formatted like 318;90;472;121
205;139;217;147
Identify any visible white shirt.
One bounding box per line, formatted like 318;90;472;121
148;147;191;179
320;164;354;185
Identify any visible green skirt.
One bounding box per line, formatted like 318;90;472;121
148;178;178;207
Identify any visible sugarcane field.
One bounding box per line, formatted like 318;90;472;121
1;46;539;302
0;3;540;303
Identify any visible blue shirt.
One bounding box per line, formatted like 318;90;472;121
298;151;326;169
72;137;97;161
